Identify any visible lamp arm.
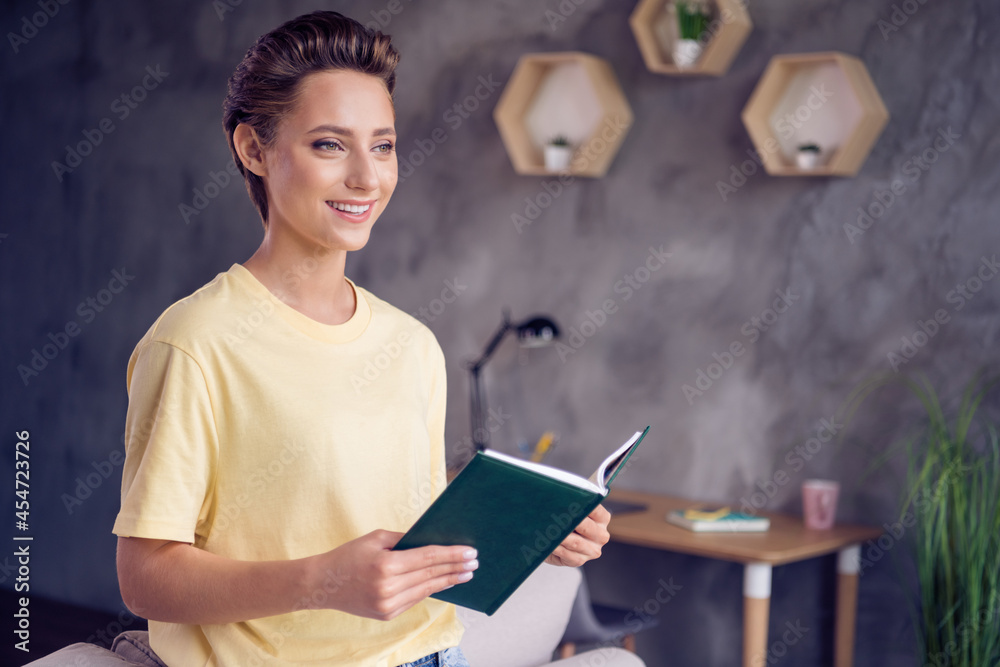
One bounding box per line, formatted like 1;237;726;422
467;310;513;373
469;365;486;452
467;310;514;453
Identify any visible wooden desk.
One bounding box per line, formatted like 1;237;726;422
606;489;882;667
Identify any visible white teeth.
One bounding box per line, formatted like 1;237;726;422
329;201;371;214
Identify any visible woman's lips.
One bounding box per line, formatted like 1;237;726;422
327;200;375;223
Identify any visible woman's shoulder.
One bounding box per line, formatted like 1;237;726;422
353;284;441;350
136;265;256;352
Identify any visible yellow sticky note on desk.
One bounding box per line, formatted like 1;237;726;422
683;506;731;521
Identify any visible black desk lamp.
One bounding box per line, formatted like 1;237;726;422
466;309;561;453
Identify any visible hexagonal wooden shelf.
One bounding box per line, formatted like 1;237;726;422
629;0;752;76
493;52;633;178
741;52;890;176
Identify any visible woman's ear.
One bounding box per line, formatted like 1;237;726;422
233;124;267;177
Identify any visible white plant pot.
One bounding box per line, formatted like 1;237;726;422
544;145;573;171
795;150;821;170
673;39;703;68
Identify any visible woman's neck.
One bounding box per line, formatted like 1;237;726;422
243;233;356;326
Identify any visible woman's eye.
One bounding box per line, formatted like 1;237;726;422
313;140;343;151
374;142;394;154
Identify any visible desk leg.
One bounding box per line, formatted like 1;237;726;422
743;562;772;667
835;545;861;667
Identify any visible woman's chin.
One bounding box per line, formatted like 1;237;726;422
336;230;373;253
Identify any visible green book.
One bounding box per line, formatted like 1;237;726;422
666;507;770;532
394;426;650;615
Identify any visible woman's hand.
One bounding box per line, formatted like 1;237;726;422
305;530;478;621
544;504;611;567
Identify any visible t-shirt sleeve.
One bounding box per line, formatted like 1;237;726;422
425;335;448;493
113;340;218;543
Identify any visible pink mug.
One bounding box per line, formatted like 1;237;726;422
802;479;840;530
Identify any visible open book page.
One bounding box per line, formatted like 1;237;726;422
587;427;648;492
481;428;649;496
482;449;603;494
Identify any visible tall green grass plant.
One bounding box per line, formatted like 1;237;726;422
847;372;1000;666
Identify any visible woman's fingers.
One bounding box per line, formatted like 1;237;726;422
544;504;612;567
311;531;477;620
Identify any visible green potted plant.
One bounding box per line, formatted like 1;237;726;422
544;135;573;171
673;1;711;68
795;142;823;169
848;372;1000;666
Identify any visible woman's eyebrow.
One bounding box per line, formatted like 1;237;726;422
307;124;396;137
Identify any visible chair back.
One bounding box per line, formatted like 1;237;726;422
457;564;581;667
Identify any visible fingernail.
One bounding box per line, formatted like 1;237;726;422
463;549;478;560
463;559;479;571
442;584;455;591
457;571;474;583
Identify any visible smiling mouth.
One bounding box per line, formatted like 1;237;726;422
327;201;372;214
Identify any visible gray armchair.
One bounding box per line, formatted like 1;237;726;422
457;564;646;667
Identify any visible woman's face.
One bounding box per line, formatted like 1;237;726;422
258;69;397;253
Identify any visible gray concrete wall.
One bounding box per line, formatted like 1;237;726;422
2;0;998;665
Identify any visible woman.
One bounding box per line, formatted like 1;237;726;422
30;10;610;667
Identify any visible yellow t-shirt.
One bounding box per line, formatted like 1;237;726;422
112;264;461;667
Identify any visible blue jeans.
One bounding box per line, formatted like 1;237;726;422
25;631;470;667
399;646;470;667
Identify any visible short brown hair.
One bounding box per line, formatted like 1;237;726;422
222;11;400;226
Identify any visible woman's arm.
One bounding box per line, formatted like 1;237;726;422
118;530;478;624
